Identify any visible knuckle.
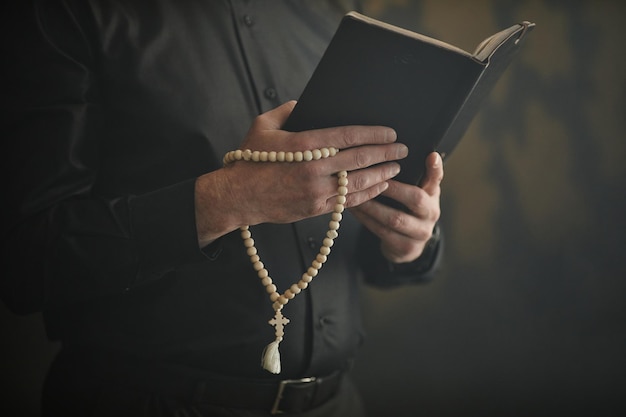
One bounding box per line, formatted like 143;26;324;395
407;192;425;211
341;126;360;147
350;174;366;192
301;162;325;178
417;226;432;242
431;206;441;222
386;211;406;229
354;148;371;169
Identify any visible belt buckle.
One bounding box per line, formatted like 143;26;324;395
270;376;317;415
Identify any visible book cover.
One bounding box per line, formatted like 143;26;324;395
283;12;535;187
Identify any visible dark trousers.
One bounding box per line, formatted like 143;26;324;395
41;349;366;417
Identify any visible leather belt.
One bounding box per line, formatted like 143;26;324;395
192;371;344;414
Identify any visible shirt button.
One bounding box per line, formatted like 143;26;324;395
318;316;331;329
306;237;317;250
243;14;254;27
264;88;277;100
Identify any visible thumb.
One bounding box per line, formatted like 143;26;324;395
420;152;444;196
260;100;297;130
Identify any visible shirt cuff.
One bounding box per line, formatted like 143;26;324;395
359;223;443;288
386;223;442;275
128;178;210;288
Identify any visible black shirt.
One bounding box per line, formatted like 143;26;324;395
3;0;440;379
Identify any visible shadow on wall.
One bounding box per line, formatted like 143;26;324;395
353;1;626;416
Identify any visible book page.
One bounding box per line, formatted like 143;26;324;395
346;12;474;58
473;22;533;62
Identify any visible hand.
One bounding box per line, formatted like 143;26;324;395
350;152;443;263
194;101;409;247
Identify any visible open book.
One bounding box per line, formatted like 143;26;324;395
283;12;535;189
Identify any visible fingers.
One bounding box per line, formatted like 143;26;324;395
311;124;397;149
255;100;398;151
247;101;399;156
351;198;432;242
350;202;431;263
419;152;444;196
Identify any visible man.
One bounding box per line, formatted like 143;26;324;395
2;1;443;416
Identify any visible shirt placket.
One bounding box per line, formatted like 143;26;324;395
229;1;282;114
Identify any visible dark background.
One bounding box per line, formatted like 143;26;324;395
1;1;625;416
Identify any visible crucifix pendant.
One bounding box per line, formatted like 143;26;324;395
269;309;290;338
261;310;290;374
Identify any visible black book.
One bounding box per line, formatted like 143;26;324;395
283;12;535;188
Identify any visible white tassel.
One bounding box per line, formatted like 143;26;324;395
261;339;282;374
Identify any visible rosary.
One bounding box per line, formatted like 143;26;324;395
223;147;346;374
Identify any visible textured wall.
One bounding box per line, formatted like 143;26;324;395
353;1;626;416
1;1;624;416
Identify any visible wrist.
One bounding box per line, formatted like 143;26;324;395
386;223;441;273
194;171;243;247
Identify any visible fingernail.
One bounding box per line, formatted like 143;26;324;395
398;144;409;158
433;153;441;167
392;163;401;176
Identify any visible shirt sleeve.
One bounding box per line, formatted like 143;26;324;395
1;2;208;315
357;223;443;288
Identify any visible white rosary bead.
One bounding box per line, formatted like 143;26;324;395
224;147;339;165
297;281;309;289
323;237;334;248
290;284;302;294
257;269;269;279
261;276;272;286
301;273;313;283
